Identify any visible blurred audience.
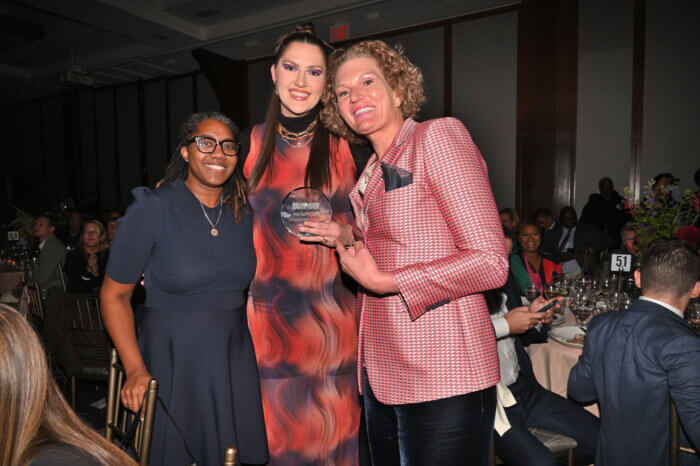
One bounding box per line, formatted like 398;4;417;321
64;220;109;293
651;172;679;196
13;215;66;298
500;208;520;236
510;221;562;296
534;208;557;233
57;211;83;249
580;177;626;247
0;304;135;465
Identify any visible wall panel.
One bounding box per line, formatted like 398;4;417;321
115;86;141;204
168;76;194;152
453;12;517;210
640;0;700;192
197;72;219;113
95;89;118;208
144;80;169;187
575;0;634;214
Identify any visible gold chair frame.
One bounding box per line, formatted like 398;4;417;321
70;294;111;408
57;263;67;291
670;399;697;466
105;348;158;466
223;447;238;466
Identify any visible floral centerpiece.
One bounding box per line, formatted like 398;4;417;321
8;207;34;243
622;180;699;255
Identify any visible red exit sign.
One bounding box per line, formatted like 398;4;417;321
330;24;349;42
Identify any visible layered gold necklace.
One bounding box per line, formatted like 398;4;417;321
277;120;317;148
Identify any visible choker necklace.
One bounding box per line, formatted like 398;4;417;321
198;196;223;237
277;120;317;148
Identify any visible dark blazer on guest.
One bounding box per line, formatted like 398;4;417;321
31;235;67;296
540;222;563;257
568;299;700;466
64;249;107;293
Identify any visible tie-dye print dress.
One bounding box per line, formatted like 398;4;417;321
243;121;360;465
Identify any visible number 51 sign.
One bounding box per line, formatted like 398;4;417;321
611;253;632;272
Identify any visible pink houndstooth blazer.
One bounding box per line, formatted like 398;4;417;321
350;117;508;405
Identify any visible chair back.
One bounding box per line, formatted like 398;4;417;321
26;282;45;319
223;447;238;466
69;294;111;407
105;348;158;466
670;399;697;466
58;263;67;291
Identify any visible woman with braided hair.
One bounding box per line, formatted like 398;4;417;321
101;112;268;465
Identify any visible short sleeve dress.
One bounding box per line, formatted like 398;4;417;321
106;179;268;466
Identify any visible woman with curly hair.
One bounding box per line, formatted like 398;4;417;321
0;304;136;465
101;112;268;465
241;24;365;465
322;40;508;465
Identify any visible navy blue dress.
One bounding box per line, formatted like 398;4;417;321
106;179;268;466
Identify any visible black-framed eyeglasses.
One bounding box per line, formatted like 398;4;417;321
187;136;240;156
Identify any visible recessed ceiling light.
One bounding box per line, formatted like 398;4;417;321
245;40;260;47
366;11;380;21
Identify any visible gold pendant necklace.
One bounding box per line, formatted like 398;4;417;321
198;196;223;237
277;120;316;148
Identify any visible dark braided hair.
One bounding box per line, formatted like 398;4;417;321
162;112;248;221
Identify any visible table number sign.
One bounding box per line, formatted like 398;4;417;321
7;231;19;241
610;253;632;272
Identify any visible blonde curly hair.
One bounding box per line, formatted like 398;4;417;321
321;40;426;143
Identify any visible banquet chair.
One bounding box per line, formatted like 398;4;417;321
70;294;111;408
223;447;238;466
57;263;67;291
105;348;158;466
26;282;45;319
670;399;697;466
491;428;576;466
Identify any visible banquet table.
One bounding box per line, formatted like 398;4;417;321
526;310;600;417
0;268;22;293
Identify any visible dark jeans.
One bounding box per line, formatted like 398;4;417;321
494;374;599;466
363;372;496;466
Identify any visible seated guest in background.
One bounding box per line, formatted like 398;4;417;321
13;215;66;298
106;218;118;243
65;220;109;293
510;221;561;296
652;172;679;197
579;177;626;247
598;222;640;279
535;208;557;233
553;207;613;278
58;210;83;249
0;304;135;465
487;236;598;466
569;239;700;466
500;207;521;236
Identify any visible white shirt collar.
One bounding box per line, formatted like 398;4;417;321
39;240;46;250
639;296;684;318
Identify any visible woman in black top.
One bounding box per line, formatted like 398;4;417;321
64;220;109;293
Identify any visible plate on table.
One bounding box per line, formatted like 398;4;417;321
550;314;566;327
550;325;586;349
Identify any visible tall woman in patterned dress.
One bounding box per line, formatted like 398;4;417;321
242;26;361;465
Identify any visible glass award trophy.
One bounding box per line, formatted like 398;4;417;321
280;187;332;236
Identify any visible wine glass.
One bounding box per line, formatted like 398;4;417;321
573;291;594;328
686;300;700;332
543;283;558;299
525;283;542;303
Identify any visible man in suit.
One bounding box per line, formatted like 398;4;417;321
546;207;614;278
568;239;700;466
29;215;66;297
